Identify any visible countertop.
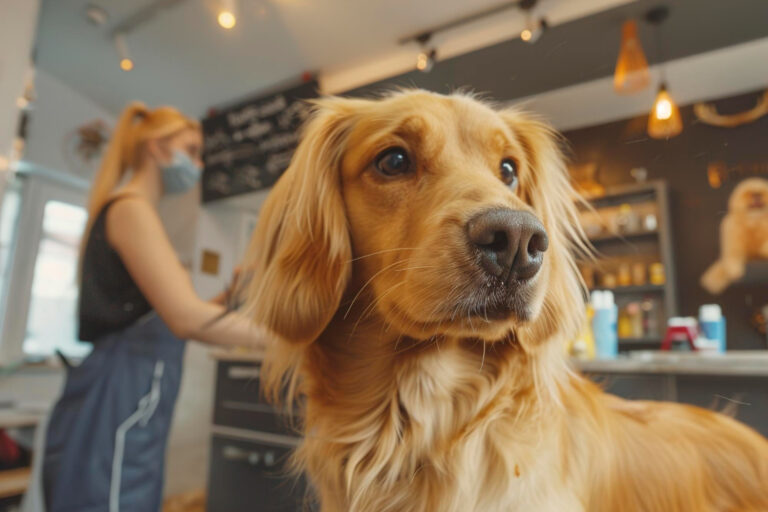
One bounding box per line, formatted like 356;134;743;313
210;348;768;376
573;351;768;376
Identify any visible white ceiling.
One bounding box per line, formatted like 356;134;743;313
35;0;631;117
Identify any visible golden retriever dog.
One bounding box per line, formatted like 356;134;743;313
702;177;768;294
242;90;768;511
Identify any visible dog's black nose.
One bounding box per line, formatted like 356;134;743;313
467;208;549;281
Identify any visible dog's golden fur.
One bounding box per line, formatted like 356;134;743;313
702;177;768;294
243;90;768;511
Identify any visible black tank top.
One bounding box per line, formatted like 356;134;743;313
78;196;152;342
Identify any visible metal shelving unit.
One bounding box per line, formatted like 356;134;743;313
579;181;678;349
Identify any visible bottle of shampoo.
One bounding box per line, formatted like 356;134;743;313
591;291;618;358
699;304;726;353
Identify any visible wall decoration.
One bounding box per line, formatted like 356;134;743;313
701;178;768;294
201;249;221;276
201;79;318;202
62;118;110;178
568;162;604;198
695;90;768;128
707;161;768;189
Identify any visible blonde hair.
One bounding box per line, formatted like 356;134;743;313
82;101;199;253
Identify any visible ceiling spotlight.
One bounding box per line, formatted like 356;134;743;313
414;33;437;73
114;33;134;72
218;10;236;29
416;48;437;73
521;17;547;44
217;0;237;29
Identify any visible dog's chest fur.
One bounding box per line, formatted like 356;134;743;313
303;341;582;512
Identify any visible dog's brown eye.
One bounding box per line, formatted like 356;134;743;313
500;158;518;188
375;147;411;177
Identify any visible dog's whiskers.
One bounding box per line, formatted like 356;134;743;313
344;259;411;319
348;247;418;262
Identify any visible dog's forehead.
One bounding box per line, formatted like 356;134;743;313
369;93;513;147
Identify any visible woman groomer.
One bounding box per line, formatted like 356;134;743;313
42;103;268;511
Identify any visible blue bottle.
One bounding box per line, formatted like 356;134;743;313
591;291;618;358
699;304;726;353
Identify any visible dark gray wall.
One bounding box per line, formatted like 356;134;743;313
345;0;768;100
564;89;768;350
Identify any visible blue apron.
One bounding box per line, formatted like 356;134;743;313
43;313;185;512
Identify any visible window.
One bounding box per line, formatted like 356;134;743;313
22;200;90;359
0;181;22;308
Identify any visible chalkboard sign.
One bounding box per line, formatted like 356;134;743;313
201;80;318;202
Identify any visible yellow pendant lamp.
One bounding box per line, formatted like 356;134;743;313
644;6;682;139
613;20;650;94
648;83;682;139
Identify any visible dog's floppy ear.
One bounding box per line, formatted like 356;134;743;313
241;99;359;344
499;109;589;340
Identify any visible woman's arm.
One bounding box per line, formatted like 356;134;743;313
105;197;268;349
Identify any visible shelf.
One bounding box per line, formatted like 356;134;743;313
590;284;665;294
0;467;30;499
587;230;658;244
619;337;662;344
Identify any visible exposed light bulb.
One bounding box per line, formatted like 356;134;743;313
120;58;134;71
648;83;682;139
520;28;533;42
416;48;437;73
655;98;672;120
218;10;236;29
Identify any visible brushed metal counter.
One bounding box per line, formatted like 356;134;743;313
210;348;768;376
573;351;768;376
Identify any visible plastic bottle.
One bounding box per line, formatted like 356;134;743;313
571;305;597;360
699;304;726;353
591;291;618;358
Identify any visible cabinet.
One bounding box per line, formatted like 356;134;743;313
584;371;768;437
207;359;311;511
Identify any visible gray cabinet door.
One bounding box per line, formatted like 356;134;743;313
207;435;313;512
675;375;768;437
584;373;671;401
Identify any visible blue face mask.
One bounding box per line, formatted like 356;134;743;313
161;149;202;195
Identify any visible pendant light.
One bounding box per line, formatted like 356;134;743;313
613;20;650;94
645;6;682;139
648;82;682;139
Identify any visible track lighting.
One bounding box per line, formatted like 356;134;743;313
518;0;546;44
416;48;437;73
114;33;134;71
217;0;237;29
413;33;437;73
521;17;547;44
